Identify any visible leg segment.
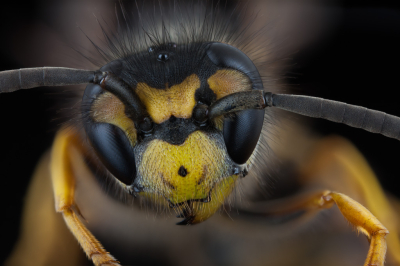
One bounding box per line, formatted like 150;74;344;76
51;127;120;266
263;189;390;266
251;136;398;265
63;208;119;266
298;136;400;264
318;191;388;266
5;152;87;266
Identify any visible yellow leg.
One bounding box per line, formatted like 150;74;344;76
51;127;120;266
266;189;389;266
298;136;400;264
316;191;389;266
253;136;399;265
5;152;87;266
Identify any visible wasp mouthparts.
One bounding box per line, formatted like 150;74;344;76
175;201;196;225
173;193;212;223
176;216;196;225
168;191;213;208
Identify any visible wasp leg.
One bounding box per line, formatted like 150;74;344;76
318;191;389;266
5;151;88;266
51;127;120;266
251;188;389;265
298;136;400;265
243;136;400;265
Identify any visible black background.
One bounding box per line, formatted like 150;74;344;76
1;0;400;263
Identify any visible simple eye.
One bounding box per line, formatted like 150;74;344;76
82;82;137;186
207;42;265;164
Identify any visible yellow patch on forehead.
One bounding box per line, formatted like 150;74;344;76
207;69;252;99
135;74;200;124
91;92;137;145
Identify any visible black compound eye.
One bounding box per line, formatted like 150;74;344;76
86;123;136;185
207;42;265;164
82;82;137;186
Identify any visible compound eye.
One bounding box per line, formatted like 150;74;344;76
86;122;136;185
82;83;137;185
207;42;265;164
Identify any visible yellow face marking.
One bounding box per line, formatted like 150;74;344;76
207;69;252;100
190;175;237;224
138;174;237;224
138;131;231;205
91;92;137;145
135;74;200;124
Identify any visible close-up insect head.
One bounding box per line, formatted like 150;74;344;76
1;0;400;265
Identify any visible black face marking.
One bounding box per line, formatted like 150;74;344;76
142;118;203;145
178;166;188;177
195;84;216;106
169;115;177;123
107;43;218;89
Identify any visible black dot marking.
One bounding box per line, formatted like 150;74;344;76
178;166;188;177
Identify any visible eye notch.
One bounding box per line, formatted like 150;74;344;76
95;71;149;123
206;42;265;165
82;62;150;187
192;104;209;126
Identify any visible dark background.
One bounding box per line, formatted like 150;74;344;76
1;0;400;263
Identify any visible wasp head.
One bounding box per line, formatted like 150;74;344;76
82;42;264;224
